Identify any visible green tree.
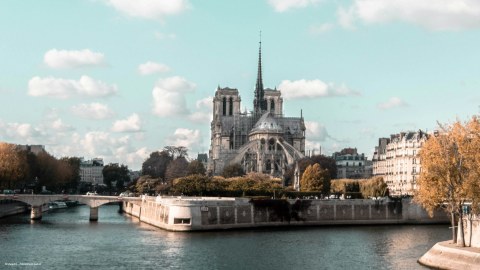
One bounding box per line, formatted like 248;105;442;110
103;163;130;193
171;174;211;195
300;163;330;193
135;175;161;195
142;150;173;179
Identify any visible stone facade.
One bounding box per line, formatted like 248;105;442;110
208;43;305;178
372;130;428;196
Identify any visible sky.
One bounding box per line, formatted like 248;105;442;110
1;0;480;170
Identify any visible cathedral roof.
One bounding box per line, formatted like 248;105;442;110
250;112;283;134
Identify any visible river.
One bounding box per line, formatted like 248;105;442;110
0;204;448;269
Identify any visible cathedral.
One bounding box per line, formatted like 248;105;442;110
207;42;306;179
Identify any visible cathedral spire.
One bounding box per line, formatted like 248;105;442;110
254;31;266;114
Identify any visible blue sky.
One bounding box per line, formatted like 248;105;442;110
1;0;480;170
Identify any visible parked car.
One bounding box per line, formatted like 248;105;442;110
119;192;134;197
86;191;98;196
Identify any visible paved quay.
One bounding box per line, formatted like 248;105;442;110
419;241;480;270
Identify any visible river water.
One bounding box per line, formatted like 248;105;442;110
0;204;448;269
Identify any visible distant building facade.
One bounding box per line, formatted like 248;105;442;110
16;144;46;155
333;148;372;179
208;42;305;179
372;130;428;196
79;158;104;185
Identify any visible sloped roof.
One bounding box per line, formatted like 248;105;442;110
250;112;283;134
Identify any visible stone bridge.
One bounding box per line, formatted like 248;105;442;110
0;194;141;221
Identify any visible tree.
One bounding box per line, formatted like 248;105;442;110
103;163;130;193
171;174;211;195
0;143;28;189
360;176;388;198
310;155;337;180
187;160;206;176
60;157;81;193
415;118;480;246
300;163;330;193
222;163;245;178
283;157;314;186
165;157;189;182
135;175;161;195
142;150;173;179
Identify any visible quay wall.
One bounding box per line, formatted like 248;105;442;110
0;201;28;218
123;196;448;231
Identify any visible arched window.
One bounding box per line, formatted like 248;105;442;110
270;99;275;113
266;160;271;172
222;97;226;116
229;97;233;115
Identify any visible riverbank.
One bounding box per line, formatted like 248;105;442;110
418;241;480;269
123;196;449;231
0;201;28;218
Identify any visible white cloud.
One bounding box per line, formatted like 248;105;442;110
165;128;202;151
188;96;213;123
268;0;321;12
0;120;45;141
152;76;196;117
305;121;329;141
138;61;170;75
305;140;322;153
340;0;480;31
71;103;115;120
51;119;75;132
377;97;408;110
278;79;359;100
105;0;190;21
112;113;143;132
44;49;105;69
309;23;334;34
28;76;118;99
337;6;356;30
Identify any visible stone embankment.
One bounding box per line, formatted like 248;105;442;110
123;196;448;231
0;201;28;218
418;241;480;270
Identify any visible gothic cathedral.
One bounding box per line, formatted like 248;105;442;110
208;41;306;179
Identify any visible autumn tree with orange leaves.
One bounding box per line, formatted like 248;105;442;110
416;117;480;246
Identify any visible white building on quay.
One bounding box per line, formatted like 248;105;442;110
79;158;104;185
333;148;372;179
372;130;428;196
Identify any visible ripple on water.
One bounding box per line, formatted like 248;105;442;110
0;205;448;270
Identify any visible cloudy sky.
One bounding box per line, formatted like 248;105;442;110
1;0;480;170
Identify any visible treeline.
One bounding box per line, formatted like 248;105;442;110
330;177;388;199
0;143;80;193
127;147;386;199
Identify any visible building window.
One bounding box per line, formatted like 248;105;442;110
222;97;227;116
270;99;275;113
173;218;191;224
229;97;233;116
266;160;272;172
413;158;416;164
